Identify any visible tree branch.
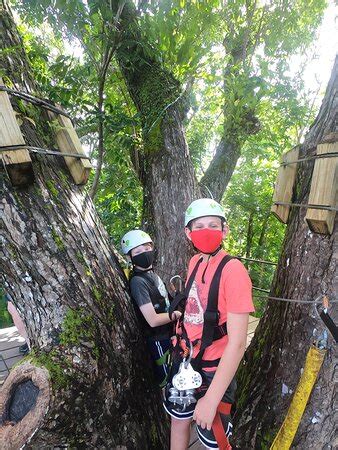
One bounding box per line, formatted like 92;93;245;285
200;2;262;202
89;4;126;199
199;137;241;202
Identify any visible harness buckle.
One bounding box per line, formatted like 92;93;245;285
204;310;219;324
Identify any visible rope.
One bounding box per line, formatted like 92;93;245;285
253;286;271;293
236;256;277;266
253;293;338;304
0;85;72;119
0;144;91;160
280;151;338;166
273;201;338;212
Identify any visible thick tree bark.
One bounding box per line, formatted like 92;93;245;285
112;0;200;280
198;110;259;203
111;1;262;279
233;56;338;449
0;2;168;448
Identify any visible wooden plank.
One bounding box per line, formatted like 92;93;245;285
48;109;92;185
305;141;338;234
0;345;23;360
188;423;198;447
189;434;204;449
271;146;300;223
0;78;34;186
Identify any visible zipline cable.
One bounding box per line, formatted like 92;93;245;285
0;144;91;161
236;256;277;266
280;151;338;166
0;85;72;119
253;292;338;304
273;201;338;212
157;267;338;305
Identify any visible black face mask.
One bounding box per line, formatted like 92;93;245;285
131;250;154;269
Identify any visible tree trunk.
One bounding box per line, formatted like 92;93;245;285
116;13;263;285
233;57;338;449
110;1;262;280
0;2;168;448
199;138;241;203
112;1;200;280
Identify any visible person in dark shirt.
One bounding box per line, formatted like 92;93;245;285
121;229;181;387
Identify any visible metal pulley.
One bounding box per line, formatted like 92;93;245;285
168;342;202;411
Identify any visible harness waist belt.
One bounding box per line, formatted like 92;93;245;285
200;358;221;368
191;321;227;368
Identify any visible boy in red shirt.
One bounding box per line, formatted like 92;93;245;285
164;198;254;450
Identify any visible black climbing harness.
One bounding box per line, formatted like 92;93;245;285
167;254;234;395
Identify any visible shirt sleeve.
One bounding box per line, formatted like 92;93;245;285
130;276;152;308
221;259;255;314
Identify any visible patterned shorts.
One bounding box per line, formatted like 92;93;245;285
163;370;236;449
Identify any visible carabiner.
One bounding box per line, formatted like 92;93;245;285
170;275;183;293
184;341;194;369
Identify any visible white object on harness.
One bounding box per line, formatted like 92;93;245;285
172;360;202;391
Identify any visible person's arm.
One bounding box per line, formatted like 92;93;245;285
139;303;181;327
193;312;249;430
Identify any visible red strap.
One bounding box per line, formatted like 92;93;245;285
217;402;231;415
212;402;232;450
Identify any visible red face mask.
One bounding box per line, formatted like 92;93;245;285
189;229;223;254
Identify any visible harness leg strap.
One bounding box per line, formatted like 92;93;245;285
211;402;232;450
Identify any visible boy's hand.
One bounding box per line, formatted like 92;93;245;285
193;396;217;430
171;310;182;321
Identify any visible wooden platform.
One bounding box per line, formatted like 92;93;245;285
0;326;25;385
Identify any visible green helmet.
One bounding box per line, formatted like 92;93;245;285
185;198;226;227
121;229;152;255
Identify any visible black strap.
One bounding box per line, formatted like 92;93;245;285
320;310;338;343
201;255;233;349
214;321;228;339
192;255;233;370
169;257;203;319
201;358;221;368
185;257;204;296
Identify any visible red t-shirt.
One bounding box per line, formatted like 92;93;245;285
182;250;254;370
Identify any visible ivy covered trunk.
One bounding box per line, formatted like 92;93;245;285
0;2;168;448
233;57;338;449
111;1;261;281
113;1;200;280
